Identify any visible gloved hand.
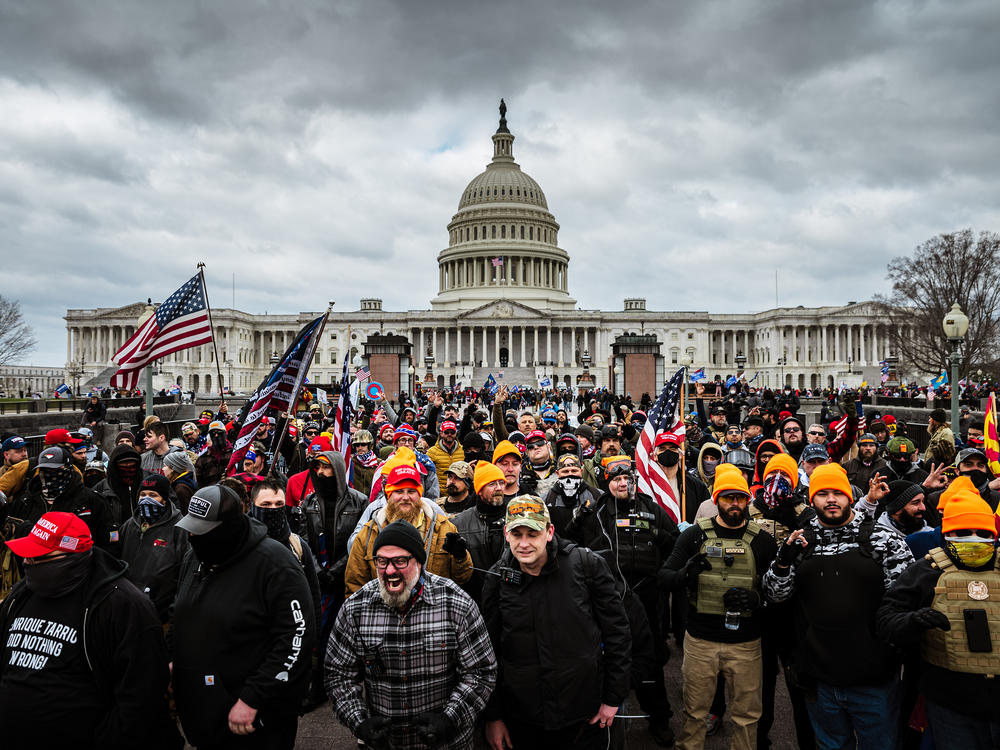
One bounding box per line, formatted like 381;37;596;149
315;566;338;593
413;712;455;745
519;470;539;495
442;532;468;559
838;389;856;418
911;607;951;633
775;537;808;568
683;552;711;588
723;586;761;612
356;716;392;748
571;497;596;522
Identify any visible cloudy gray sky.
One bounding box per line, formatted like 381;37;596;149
3;0;999;366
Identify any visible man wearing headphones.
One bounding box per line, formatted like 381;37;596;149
584;454;679;746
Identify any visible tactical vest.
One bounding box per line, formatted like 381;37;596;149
748;502;807;546
921;547;1000;676
691;517;761;616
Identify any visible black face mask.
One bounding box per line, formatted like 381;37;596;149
25;551;92;598
961;469;991;488
189;515;249;567
311;470;339;501
890;459;911;476
251;504;290;541
657;451;680;468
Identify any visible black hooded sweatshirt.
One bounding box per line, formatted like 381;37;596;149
0;548;180;749
93;444;145;525
171;519;316;747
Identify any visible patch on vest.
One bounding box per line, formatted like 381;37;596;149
968;580;990;601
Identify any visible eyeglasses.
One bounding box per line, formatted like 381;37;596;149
374;555;414;570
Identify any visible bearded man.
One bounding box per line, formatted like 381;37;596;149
344;465;472;595
326;521;496;749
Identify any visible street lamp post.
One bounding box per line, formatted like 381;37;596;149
407;365;415;396
943;302;970;429
613;365;621;394
735;352;746;379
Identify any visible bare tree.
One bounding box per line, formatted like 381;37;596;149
874;229;1000;378
0;296;38;366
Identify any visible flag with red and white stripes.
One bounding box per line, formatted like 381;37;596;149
225;314;326;475
110;274;213;389
830;400;866;437
636;368;688;523
332;352;353;482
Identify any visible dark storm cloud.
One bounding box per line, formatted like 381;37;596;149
1;0;998;364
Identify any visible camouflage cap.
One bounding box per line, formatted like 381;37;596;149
446;460;474;480
505;494;551;532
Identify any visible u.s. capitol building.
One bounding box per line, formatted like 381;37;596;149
65;104;902;398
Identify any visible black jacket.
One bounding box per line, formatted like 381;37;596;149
94;444;146;526
877;557;1000;719
593;490;679;589
482;537;631;728
8;472;113;550
171;518;316;747
82;399;107;425
450;500;509;603
544;481;604;548
119;501;190;623
300;450;367;589
0;548;180;749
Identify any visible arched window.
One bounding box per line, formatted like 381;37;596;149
474;227;478;240
529;227;534;240
520;225;525;239
492;225;497;238
501;225;506;238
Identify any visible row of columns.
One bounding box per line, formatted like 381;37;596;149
413;325;601;369
439;256;567;292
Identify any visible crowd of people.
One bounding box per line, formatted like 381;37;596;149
0;377;997;750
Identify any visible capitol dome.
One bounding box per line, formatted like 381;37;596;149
431;100;575;312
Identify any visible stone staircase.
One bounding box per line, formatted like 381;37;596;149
471;365;539;387
82;365;120;389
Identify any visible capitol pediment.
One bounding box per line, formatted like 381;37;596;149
459;300;546;321
98;302;151;319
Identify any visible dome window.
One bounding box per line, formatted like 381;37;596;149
501;188;505;196
501;225;506;238
520;225;525;239
493;187;497;196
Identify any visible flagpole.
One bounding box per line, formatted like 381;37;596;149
197;263;227;408
679;366;687;522
268;303;333;477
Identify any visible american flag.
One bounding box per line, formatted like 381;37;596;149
355;365;371;383
491;256;504;267
110;274;213;389
636;368;687;523
225;314;326;475
830;399;866;436
332;352;353;482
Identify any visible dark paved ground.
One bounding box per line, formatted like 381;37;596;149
288;649;801;749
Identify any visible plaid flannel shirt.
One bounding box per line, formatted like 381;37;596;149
325;571;497;749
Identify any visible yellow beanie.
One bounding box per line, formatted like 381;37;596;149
713;463;751;503
474;461;506;494
942;490;997;534
808;463;852;502
763;453;799;489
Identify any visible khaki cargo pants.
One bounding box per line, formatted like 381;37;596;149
677;634;762;750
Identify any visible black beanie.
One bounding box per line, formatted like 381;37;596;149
372;521;427;565
462;431;485;456
140;473;171;500
884;480;923;516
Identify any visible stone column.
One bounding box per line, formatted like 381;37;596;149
534;328;539;365
834;326;840;362
520;326;527;367
417;328;424;361
859;325;866;365
444;328;450;367
847;325;853;364
456;326;463;365
482;326;488;367
546;326;552;364
507;325;514;366
558;327;564;367
494;327;500;366
821;326;827;363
